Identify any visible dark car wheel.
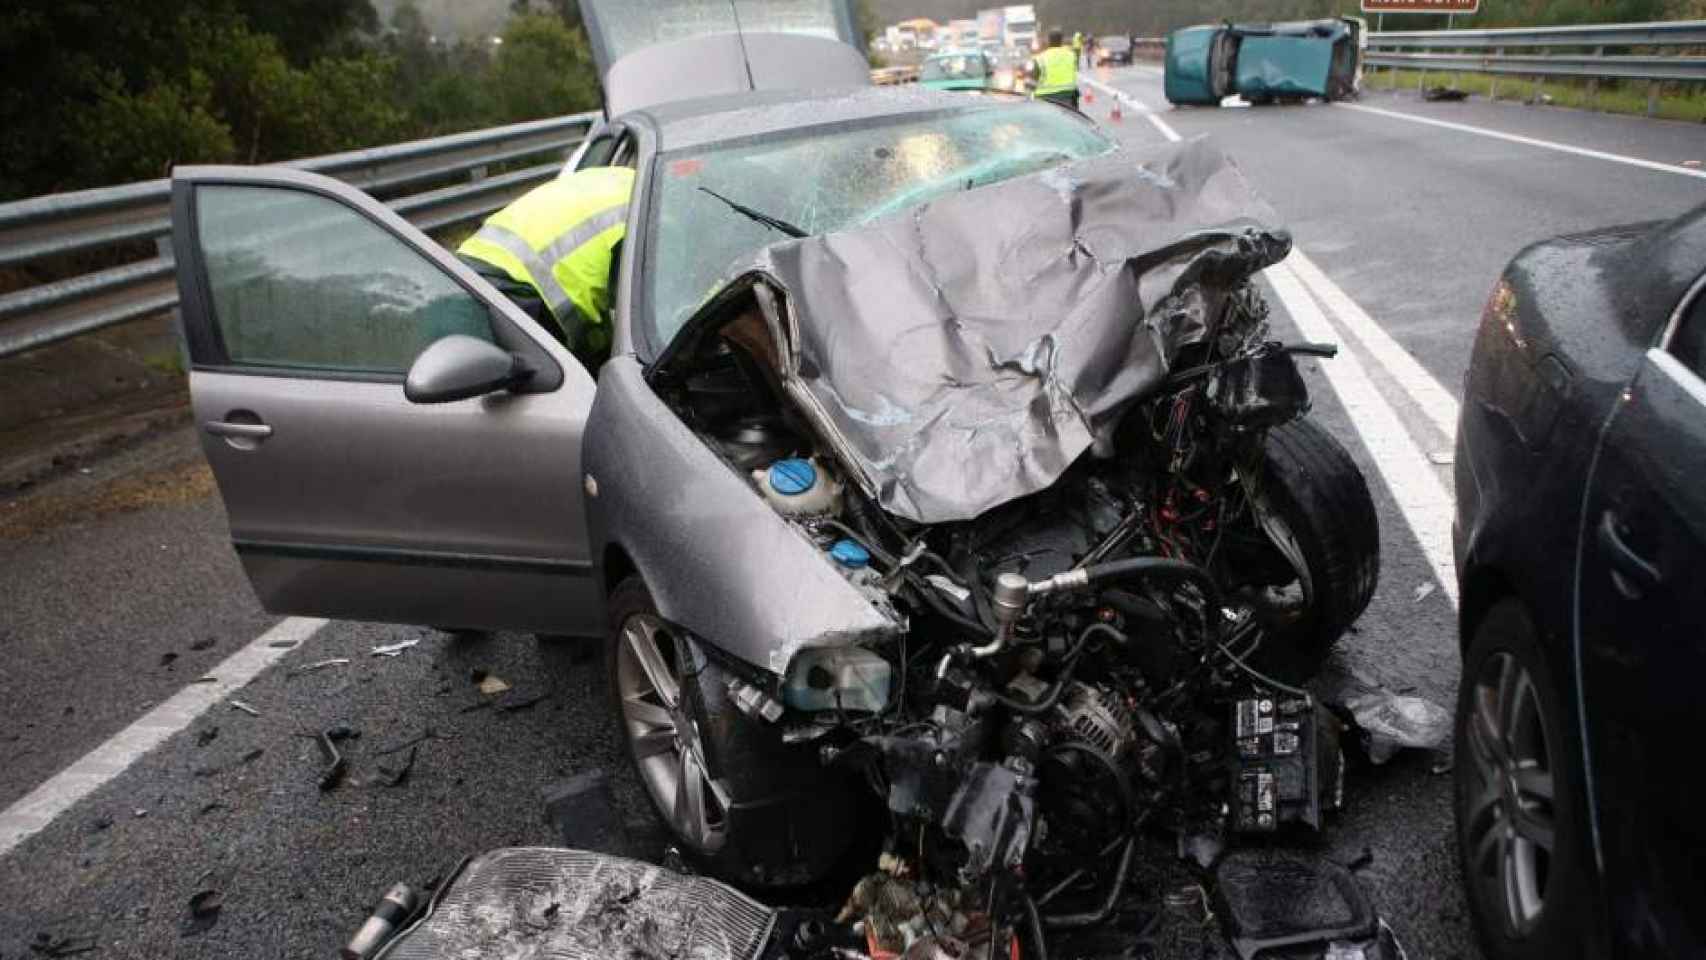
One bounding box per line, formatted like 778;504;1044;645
1255;416;1380;667
1454;598;1596;960
605;576;856;887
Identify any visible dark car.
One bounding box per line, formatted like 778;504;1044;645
1164;18;1362;106
1094;35;1133;66
1452;204;1706;959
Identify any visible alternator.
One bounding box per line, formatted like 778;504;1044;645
1052;682;1137;760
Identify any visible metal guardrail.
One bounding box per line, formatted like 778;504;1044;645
0;112;598;359
1365;19;1706;101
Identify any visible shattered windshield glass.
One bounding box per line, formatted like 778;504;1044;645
645;103;1113;343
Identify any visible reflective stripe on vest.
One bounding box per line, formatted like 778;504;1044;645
457;167;633;329
1034;46;1077;96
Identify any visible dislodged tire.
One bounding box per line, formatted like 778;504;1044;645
605;576;855;887
1454;598;1596;960
1255;416;1380;665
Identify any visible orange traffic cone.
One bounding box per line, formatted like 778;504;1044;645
1109;98;1123;122
1084;88;1094;104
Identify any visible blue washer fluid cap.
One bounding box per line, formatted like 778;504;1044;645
768;458;817;496
830;539;871;569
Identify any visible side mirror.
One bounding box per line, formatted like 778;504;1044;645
404;335;529;404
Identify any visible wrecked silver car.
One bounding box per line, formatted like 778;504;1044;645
168;6;1389;957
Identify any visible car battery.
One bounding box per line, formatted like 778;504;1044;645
1229;693;1341;833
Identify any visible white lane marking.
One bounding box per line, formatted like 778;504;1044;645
0;616;327;857
1267;259;1460;605
1081;76;1182;142
1286;250;1462;441
1339;102;1706;181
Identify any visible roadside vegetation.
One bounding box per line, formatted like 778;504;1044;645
0;0;600;203
1365;69;1706;123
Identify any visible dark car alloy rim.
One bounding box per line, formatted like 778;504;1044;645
1464;650;1557;936
616;613;730;852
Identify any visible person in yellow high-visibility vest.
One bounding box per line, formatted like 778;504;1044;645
1071;30;1085;66
457;166;634;364
1028;28;1079;111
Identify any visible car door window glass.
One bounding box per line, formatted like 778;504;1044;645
578;136;618;169
196;185;491;375
1669;281;1706;380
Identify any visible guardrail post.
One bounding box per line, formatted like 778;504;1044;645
1646;80;1659;116
1585;46;1603;108
1489;49;1502;99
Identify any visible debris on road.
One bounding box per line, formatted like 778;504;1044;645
195;726;219;747
1427;450;1454;465
291;658;350;676
457;701;492;714
1422;86;1467;102
267;638;298;649
1412;582;1436;603
228;699;259;717
158;652;177;668
302;726;353;791
27;932;97;957
498;691;548;712
374;746;418;788
343;883;419;959
189;637;216;651
476;674;510;695
180;889;223;937
1322;671;1452;764
370;638;421;658
88;815;113;833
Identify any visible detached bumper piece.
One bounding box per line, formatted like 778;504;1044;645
376;848;776;960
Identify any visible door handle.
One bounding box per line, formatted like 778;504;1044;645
204;421;272;439
1597;509;1661;598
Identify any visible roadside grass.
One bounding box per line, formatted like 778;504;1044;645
1365;68;1706;123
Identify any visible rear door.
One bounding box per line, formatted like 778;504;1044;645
1575;277;1706;955
171;166;603;636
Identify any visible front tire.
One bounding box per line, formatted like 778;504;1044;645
1255;417;1380;666
1454;598;1596;960
605;576;855;887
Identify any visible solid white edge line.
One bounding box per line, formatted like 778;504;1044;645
1286;249;1462;442
0;616;327;857
1338;102;1706;181
1267;260;1461;606
1081;76;1182;143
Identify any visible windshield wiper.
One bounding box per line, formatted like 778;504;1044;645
698;187;808;239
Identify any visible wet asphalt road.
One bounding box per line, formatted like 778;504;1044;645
2;69;1704;958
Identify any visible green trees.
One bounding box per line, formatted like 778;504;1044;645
0;0;599;202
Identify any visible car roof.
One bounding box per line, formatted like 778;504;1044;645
631;85;999;152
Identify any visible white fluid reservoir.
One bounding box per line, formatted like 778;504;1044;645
754;456;842;516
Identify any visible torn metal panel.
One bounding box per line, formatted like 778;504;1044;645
731;138;1290;523
378;848;776;960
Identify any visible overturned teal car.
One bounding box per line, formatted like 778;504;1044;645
1164;18;1363;106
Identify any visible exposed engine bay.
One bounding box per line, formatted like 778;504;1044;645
640;254;1388;958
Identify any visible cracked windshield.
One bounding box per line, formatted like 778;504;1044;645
649;104;1111;339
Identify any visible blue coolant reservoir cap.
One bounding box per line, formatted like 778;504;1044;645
829;539;870;569
768;458;817;496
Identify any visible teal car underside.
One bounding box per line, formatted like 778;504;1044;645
1164;18;1360;106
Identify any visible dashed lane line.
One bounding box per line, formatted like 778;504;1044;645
1338;102;1706;181
0;616;328;857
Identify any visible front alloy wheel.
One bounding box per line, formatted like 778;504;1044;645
1461;650;1556;936
614;612;730;854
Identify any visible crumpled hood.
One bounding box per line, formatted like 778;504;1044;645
738;137;1290;524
